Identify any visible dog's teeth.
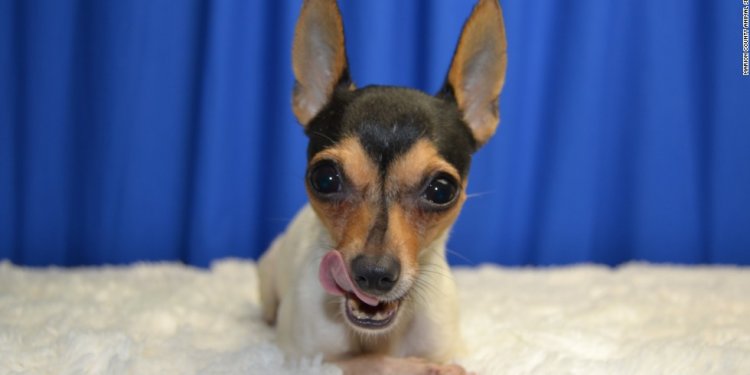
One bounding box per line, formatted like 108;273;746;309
345;296;400;325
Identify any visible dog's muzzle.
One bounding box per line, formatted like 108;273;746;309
319;250;402;330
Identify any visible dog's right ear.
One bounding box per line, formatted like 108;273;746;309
292;0;352;127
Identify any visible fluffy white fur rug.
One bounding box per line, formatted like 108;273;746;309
0;260;748;374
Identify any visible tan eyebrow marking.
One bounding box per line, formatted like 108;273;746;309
310;137;379;192
387;139;462;194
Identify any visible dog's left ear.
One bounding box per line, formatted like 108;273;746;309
441;0;507;148
292;0;352;127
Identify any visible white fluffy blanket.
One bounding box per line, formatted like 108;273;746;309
0;260;748;374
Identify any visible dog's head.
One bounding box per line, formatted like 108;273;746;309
292;0;507;334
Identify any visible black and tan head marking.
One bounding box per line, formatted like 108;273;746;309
293;0;507;303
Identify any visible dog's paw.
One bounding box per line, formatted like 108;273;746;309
337;355;469;375
389;357;468;375
422;362;468;375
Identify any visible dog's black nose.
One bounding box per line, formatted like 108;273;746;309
351;254;400;294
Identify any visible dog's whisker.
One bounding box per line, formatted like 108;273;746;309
410;279;441;301
407;287;432;310
417;265;452;276
445;249;476;265
420;261;458;275
309;130;337;145
464;190;496;199
417;270;452;281
413;279;439;296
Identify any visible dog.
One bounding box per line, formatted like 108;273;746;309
258;0;506;373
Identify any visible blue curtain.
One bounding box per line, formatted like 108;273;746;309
1;0;748;267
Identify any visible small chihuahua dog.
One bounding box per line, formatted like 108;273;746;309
258;0;506;373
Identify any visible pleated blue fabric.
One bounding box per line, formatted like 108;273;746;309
1;0;748;266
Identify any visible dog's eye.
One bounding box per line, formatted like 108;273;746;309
421;174;458;207
309;162;342;195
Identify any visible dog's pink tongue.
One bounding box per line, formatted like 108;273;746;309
319;250;379;306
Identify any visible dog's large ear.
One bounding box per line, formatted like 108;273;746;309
440;0;507;147
292;0;351;126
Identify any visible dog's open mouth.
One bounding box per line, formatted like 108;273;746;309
344;293;400;329
319;250;403;330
